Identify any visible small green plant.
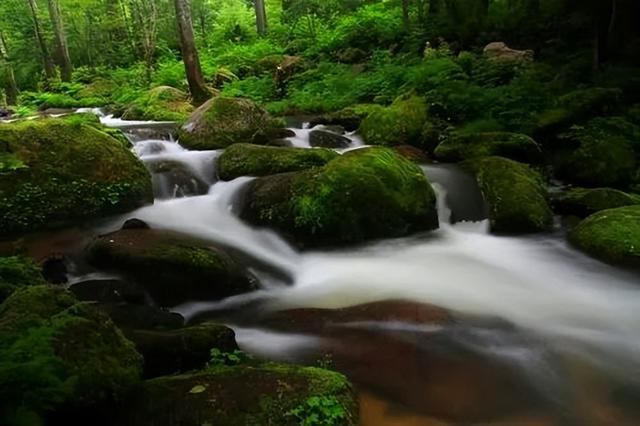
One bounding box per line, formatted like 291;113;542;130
208;348;250;366
286;395;347;426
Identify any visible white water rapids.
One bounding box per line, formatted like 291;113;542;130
97;113;640;386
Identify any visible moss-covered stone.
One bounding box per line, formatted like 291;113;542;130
126;323;238;378
121;362;358;426
122;86;195;122
178;97;272;150
309;104;383;132
435;131;542;163
217;143;338;181
0;286;142;424
463;156;553;234
241;147;438;247
76;78;116;100
87;229;257;306
0;117;153;237
569;206;640;268
553;187;640;218
553;117;638;187
0;256;45;303
358;95;427;147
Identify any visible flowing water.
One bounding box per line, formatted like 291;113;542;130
92;113;640;425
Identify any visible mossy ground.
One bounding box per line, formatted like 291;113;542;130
358;95;427;147
569;206;640;268
0;117;152;237
242;147;438;247
463;156;553;234
217;143;338;180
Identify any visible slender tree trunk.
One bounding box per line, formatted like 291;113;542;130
46;0;72;81
402;0;410;29
255;0;268;36
0;32;19;105
174;0;209;103
27;0;56;83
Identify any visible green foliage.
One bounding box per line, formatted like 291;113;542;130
208;348;250;367
0;257;44;303
359;95;427;146
287;395;348;426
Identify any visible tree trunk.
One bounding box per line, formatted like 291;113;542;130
174;0;209;103
255;0;268;36
0;32;19;105
27;0;56;83
402;0;410;29
46;0;73;82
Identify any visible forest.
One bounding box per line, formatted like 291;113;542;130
1;0;640;425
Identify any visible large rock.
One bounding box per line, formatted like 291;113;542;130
0;286;142;424
552;117;638;187
217;143;337;181
358;96;427;147
569;206;640;268
178;97;272;150
463;156;553;234
120;363;358;426
553;188;640;218
125;323;238;378
435;132;542;163
0;117;153;237
309;129;351;149
0;256;44;303
122;86;194;122
483;42;533;61
241;147;438;247
87;229;258;306
309;104;382;132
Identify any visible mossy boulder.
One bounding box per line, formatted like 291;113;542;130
358;96;427;147
0;286;142;424
217;143;338;181
125;323;238;378
76;78;117;100
435;132;542;163
553;117;639;187
553;188;640;218
569;206;640;268
0;118;153;237
309;104;383;132
87;229;258;306
120;362;358;426
0;256;44;303
463;156;553;234
241;147;439;247
122;86;195;122
178;97;272;150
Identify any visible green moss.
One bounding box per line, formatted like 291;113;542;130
358;95;427;147
463;156;553;234
178;97;272;150
217;144;338;181
569;206;640;268
123;362;358;426
0;118;152;237
242;147;438;247
553;117;638;187
435;131;542;163
122;86;194;122
0;286;142;425
0;256;44;303
553;187;640;218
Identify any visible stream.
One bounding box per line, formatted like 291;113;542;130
81;111;640;424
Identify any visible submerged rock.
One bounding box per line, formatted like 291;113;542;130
358;96;427;147
217;143;337;181
241;147;439;247
463;156;553;234
435;131;542;163
87;229;258;306
125;323;238;378
0;117;153;237
0;286;142;424
309;129;351;149
553;187;640;218
178;97;272;150
569;205;640;268
120;363;358;426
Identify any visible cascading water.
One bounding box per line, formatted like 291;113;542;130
98;113;640;424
